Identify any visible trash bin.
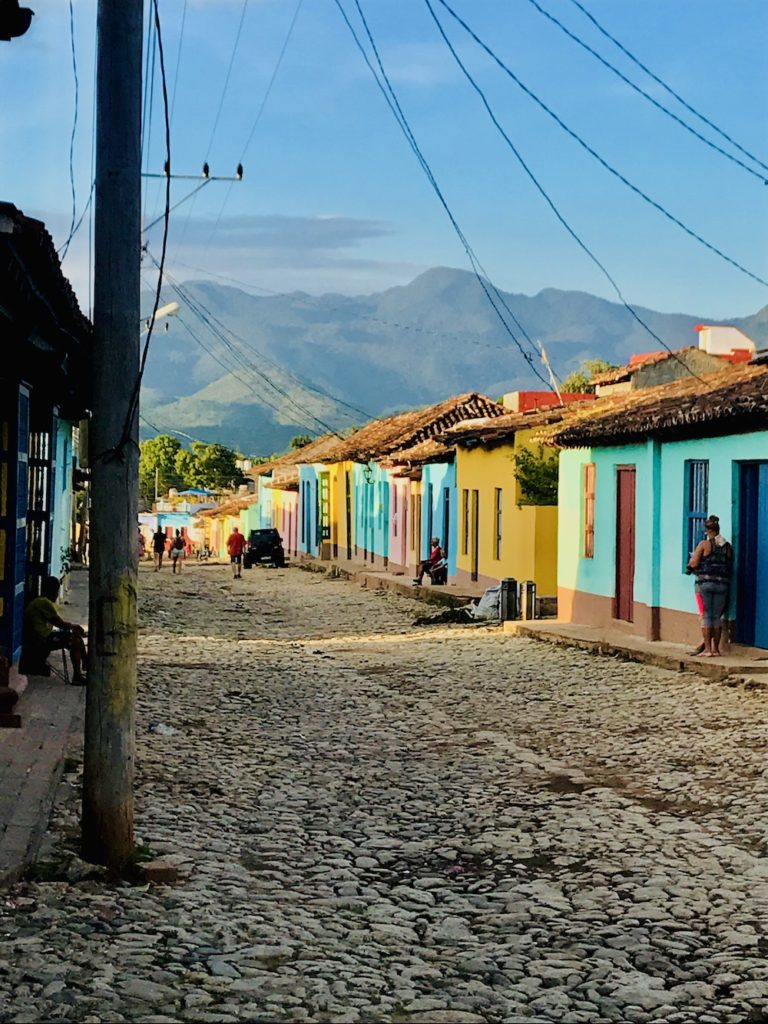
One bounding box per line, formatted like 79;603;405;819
520;580;537;620
500;577;518;621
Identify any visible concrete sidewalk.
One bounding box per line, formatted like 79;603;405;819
505;618;768;685
296;555;482;608
0;567;88;885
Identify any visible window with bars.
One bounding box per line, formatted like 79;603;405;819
684;459;709;567
583;463;596;559
493;487;503;560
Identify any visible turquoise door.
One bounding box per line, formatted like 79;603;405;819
737;462;768;648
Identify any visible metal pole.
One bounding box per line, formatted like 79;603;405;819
82;0;143;871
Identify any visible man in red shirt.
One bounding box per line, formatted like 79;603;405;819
413;537;445;586
227;526;247;579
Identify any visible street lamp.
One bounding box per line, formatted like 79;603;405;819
141;301;179;335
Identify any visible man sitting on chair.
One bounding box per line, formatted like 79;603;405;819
414;537;446;586
23;575;87;685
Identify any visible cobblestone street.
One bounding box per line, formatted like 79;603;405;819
2;562;768;1023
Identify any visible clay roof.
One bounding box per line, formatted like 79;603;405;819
590;348;704;386
381;438;454;467
316;393;506;463
441;404;585;447
248;433;339;477
543;364;768;448
197;494;257;518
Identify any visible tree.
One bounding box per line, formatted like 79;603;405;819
514;445;559;505
187;441;245;492
562;358;617;394
290;434;313;450
138;435;183;509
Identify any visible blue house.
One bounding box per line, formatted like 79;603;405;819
549;364;768;649
0;204;91;674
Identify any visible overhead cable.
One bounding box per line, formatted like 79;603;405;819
567;0;768;176
423;0;706;382
434;0;768;290
526;0;767;184
335;0;555;392
206;0;305;250
60;0;79;262
205;0;250;161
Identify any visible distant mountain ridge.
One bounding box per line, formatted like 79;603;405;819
140;267;768;455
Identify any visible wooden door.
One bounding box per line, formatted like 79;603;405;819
470;489;479;581
737;462;768;648
615;467;636;622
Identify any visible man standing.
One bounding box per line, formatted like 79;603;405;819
227;526;247;579
152;526;166;571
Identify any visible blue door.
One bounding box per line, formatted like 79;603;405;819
737;462;768;648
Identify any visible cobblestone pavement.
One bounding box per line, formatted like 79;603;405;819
2;562;768;1023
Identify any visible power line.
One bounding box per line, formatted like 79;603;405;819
60;0;79;262
206;0;306;250
173;280;349;437
335;0;555;393
169;0;189;127
205;0;250;161
142;179;211;235
100;0;172;466
435;0;768;290
423;0;706;383
567;0;768;177
526;0;767;184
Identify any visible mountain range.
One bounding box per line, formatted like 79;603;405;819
140;267;768;456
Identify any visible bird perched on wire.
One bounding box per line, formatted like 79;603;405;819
0;0;34;40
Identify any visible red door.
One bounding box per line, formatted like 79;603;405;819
615;467;636;622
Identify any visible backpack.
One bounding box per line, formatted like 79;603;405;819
173;536;184;550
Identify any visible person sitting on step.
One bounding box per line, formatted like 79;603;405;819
21;575;88;684
413;537;446;586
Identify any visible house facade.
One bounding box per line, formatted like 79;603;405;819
548;365;768;648
0;204;91;669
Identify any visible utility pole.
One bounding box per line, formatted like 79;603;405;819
82;0;143;871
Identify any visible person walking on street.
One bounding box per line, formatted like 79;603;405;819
152;527;166;571
227;526;247;579
171;530;185;574
687;514;732;658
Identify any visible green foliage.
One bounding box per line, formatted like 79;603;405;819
562;358;618;394
289;434;313;450
514;445;559;506
138;435;183;509
139;435;245;507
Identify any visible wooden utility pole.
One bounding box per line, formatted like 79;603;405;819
82;0;143;871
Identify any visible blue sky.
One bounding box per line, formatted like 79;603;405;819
1;0;767;318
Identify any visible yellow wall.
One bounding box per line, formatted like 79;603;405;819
455;432;558;594
328;461;354;559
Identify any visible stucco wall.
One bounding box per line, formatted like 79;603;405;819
455;441;558;592
558;430;768;632
420;462;457;577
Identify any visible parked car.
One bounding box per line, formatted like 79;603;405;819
243;528;285;568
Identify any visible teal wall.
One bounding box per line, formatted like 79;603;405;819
50;420;73;578
353;462;390;561
421;462;457;576
559;430;768;618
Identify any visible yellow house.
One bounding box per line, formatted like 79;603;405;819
447;413;563;596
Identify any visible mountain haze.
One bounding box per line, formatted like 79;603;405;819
140;268;768;455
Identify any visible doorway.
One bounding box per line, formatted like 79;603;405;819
470;489;479;581
615;467;636;622
737;462;768;648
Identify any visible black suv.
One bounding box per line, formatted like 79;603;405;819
243;528;285;569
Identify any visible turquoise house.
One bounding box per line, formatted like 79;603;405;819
549;365;768;648
419;460;457;577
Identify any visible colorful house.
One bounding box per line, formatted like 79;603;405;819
546;363;768;648
0;204;91;672
307;394;506;573
441;406;580;596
